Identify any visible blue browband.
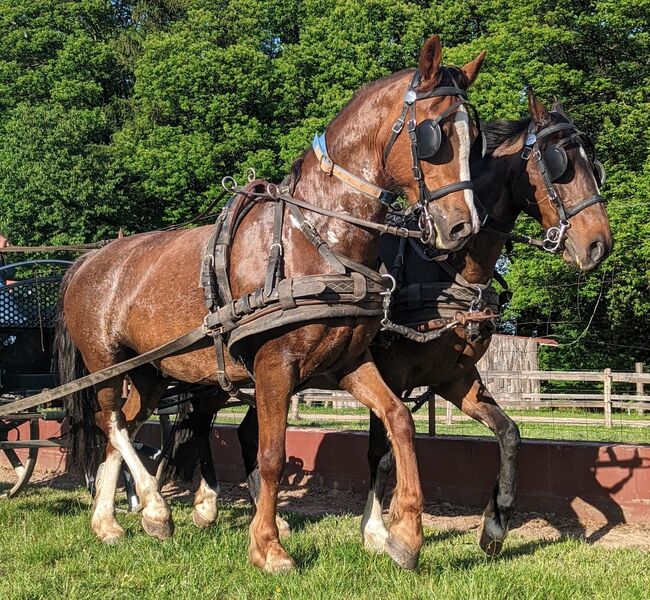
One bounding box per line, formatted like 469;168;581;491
312;132;397;206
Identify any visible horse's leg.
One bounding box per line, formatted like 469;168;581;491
90;436;125;544
95;375;173;541
190;405;220;529
237;406;290;537
437;368;521;556
339;353;423;570
361;411;394;552
92;367;167;542
248;353;297;573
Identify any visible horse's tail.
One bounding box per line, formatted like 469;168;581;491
54;257;105;480
160;399;215;485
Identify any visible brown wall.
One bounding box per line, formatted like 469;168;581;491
7;421;650;525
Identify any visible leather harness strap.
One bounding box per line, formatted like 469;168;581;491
312;134;397;206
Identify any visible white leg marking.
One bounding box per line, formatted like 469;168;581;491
361;490;389;552
91;451;124;543
192;477;220;528
107;414;171;533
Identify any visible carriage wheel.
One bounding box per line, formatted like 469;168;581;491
1;419;39;498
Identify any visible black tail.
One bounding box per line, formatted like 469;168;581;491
54;259;105;480
160;398;216;485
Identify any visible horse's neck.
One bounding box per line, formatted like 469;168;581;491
449;149;524;284
289;87;397;266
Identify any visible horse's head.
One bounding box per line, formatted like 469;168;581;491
383;35;486;251
517;90;613;271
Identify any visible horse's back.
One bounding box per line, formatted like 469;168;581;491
64;227;213;360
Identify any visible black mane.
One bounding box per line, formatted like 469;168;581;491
483;117;531;155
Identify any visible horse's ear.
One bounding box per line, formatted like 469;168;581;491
551;97;566;115
528;88;551;126
418;35;442;85
460;50;486;86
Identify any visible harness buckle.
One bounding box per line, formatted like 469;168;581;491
319;155;335;176
391;118;405;134
520;146;532;161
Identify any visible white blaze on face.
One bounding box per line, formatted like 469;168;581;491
452;106;481;233
578;145;600;192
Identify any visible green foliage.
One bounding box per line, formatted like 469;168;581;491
0;0;647;367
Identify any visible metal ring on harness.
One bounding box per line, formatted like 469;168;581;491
222;176;238;192
247;168;257;182
542;219;570;253
418;206;436;245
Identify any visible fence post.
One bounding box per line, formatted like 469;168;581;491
636;362;645;415
446;400;453;425
603;368;612;427
427;393;436;436
290;394;300;421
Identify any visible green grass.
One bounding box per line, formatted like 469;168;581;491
0;488;648;600
215;414;650;445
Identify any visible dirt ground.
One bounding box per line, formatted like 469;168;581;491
2;465;649;551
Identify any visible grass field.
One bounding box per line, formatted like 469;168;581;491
217;404;650;445
1;487;649;600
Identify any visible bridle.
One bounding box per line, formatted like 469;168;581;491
384;69;480;244
312;68;481;245
521;115;606;253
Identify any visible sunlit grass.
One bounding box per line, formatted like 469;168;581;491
0;488;648;599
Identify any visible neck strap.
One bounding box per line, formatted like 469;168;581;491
312;133;397;206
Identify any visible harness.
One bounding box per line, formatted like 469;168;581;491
200;181;399;393
375;213;500;346
314;68;482;245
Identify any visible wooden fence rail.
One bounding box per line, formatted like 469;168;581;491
291;368;650;430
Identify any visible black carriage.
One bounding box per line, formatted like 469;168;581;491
0;258;72;496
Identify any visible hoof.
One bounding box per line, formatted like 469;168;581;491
276;516;291;538
477;519;505;557
386;535;420;570
250;542;295;574
142;516;174;540
192;508;215;529
92;518;125;545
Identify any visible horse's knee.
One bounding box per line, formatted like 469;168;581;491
385;403;415;441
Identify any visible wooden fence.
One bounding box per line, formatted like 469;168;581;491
290;366;650;432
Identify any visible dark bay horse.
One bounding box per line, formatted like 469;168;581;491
59;35;486;572
224;90;612;555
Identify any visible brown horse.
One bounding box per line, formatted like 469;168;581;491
226;90;612;555
59;35;486;572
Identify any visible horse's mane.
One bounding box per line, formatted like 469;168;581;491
483;117;531;155
287;65;470;187
483;112;573;156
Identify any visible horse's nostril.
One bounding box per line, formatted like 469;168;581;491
589;240;604;265
449;222;472;241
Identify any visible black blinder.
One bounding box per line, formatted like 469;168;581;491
594;159;606;187
543;145;568;182
415;119;442;160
